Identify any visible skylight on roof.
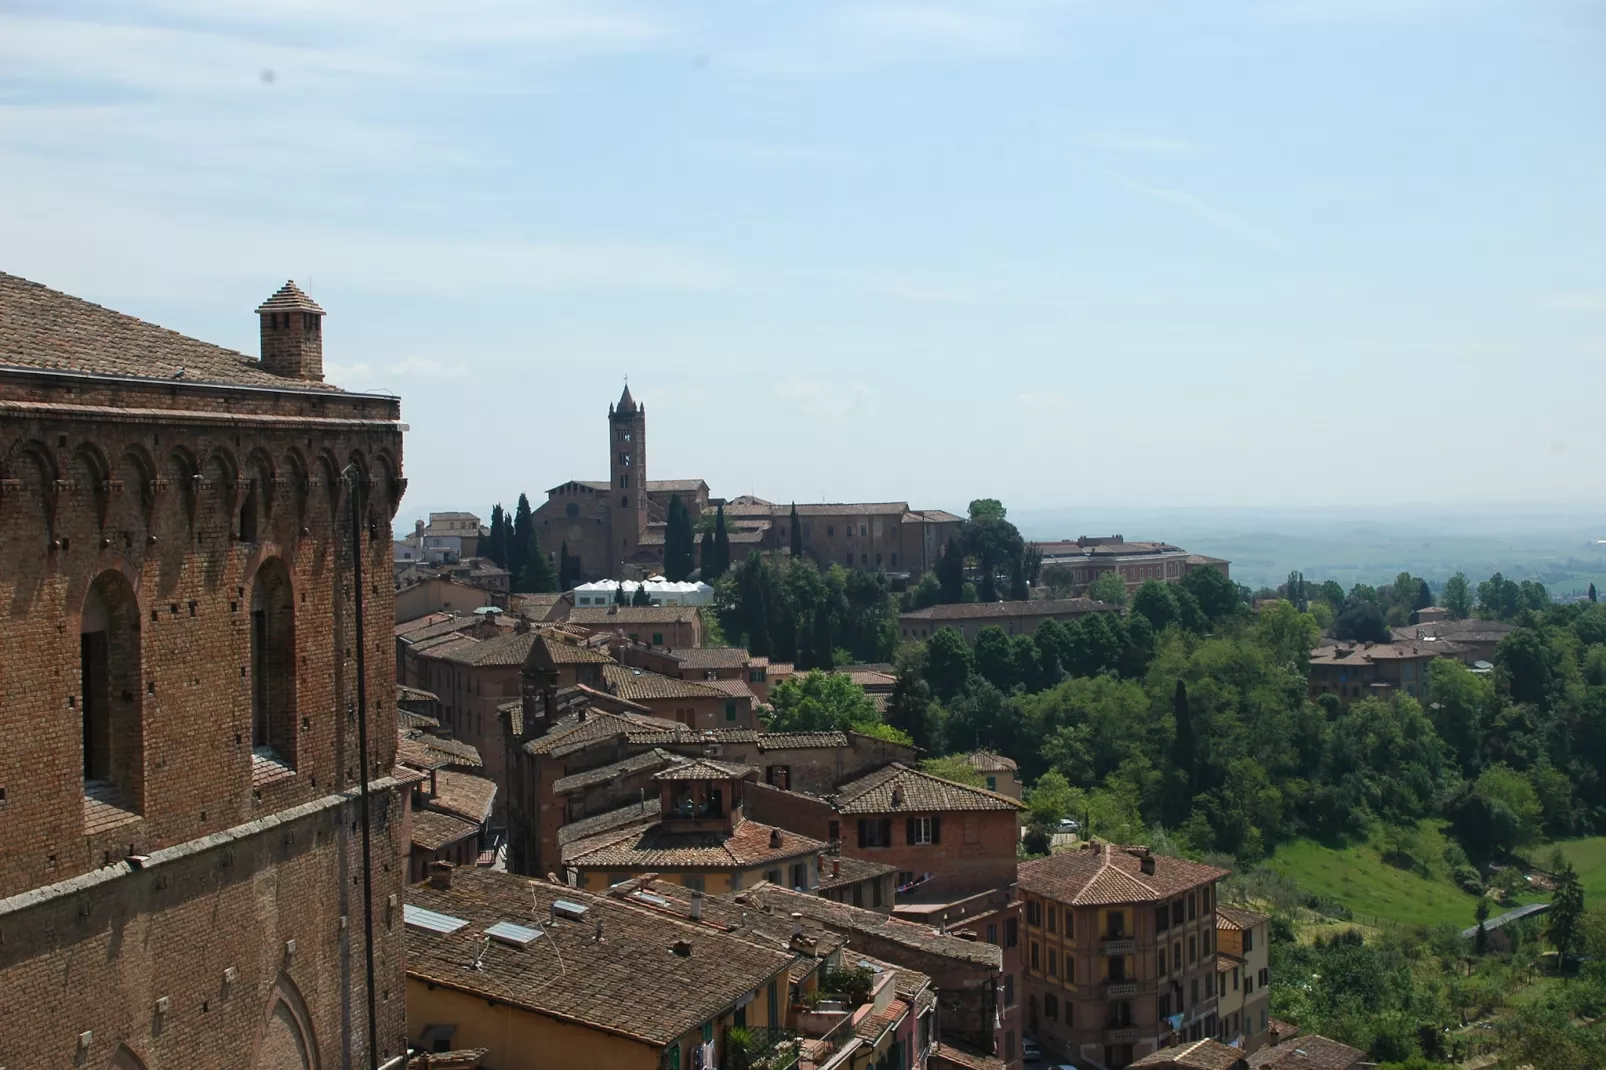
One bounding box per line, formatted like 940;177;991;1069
405;904;468;934
552;899;589;920
485;921;542;948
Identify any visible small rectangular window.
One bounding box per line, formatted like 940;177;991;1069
725;702;736;721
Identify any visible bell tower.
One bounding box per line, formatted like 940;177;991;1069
609;383;648;577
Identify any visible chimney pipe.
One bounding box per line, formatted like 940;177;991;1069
428;861;453;890
833;859;841;878
791;913;803;939
690;890;703;921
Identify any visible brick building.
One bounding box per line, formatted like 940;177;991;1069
899;598;1119;642
600;662;757;729
1032;537;1231;595
1306;640;1463;704
1017;843;1230;1068
532;386;964;581
0;273;408;1067
1391;618;1514;665
568;604;703;648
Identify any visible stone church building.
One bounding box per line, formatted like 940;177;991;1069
535;385;964;582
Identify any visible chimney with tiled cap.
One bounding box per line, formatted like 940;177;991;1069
256;280;325;381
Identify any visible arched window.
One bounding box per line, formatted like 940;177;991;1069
81;571;144;812
250;558;297;765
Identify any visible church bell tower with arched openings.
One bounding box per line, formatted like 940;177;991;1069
609;383;648;577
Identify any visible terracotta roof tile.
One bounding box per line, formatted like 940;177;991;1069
411;809;482;852
672;647;754;669
703;678;758;702
1216;906;1268;931
900;597;1117;621
558;799;662;845
817;854;897;891
608;877;848;976
932;1042;1005;1070
553;750;680;796
423;769;498;825
833;763;1025;814
1247;1035;1364;1070
254;279;324;313
435;631;536;668
966;750;1017;772
570;606;699;626
738;884;1002;970
652;758;757;781
405;869;793;1047
0;272;342;391
564;818;825;872
1131;1038;1248;1069
400;732;483;769
759;731;848;750
1018;844;1229;906
604;664;728;701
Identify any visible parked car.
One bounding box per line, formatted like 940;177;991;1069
1022;1037;1042;1063
1057;817;1079;831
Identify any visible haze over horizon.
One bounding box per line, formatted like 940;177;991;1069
3;0;1603;514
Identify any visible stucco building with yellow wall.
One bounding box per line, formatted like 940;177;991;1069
405;865;794;1070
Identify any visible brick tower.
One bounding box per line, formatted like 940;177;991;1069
609;383;648;577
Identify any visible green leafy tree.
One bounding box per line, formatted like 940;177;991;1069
936;539;965;604
1316;579;1348;613
965;514;1024;602
974;626;1017;691
812;609;834;672
1441;571;1472;619
1334;597;1390;642
768;671;880;733
1495;627;1557;705
909;572;942;610
510;492;533;580
1086;571;1128;607
967;498;1007;522
1179;566;1243;628
924;627;973;701
1170;678;1195;794
1456;764;1543;856
789;502;804;559
1042;564;1076;599
1023;544;1044;588
1415;578;1434;611
1026;768;1075;831
1284;570;1307;609
886;659;941;753
1254;600;1321;670
517;528;556;593
1475;897;1490;955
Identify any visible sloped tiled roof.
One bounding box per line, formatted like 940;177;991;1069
1216;905;1268;932
255;279;324;313
424;769;498;825
558;798;662;845
564;818;825;871
570;606;700;626
703;678;757;702
833;764;1025;814
1018;844;1229;906
1131;1038;1247;1070
436;630;536;668
411;809;482;852
899;597;1116;621
1246;1035;1365;1070
0;272;342;391
553;750;680;796
967;750;1017;773
931;1043;1005;1070
528;633;616;666
400;732;483;769
817;854;897;891
652;758;756;781
604;664;728;702
645;479;708;493
609;877;848;976
672;647;753;670
405;869;793;1048
743;884;1001;970
757;731;848;750
1393;619;1515;644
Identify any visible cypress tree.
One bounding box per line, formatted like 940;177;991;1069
665;495;695;582
614;583;629;606
936;538;964;604
699;531;715;578
632;582;651;606
1171;679;1194;789
749;583;772;657
1591;583;1598;604
712;505;731;579
517;529;556;593
813;608;834;671
557;541;575;591
487;504;507;567
510;493;534;582
789;503;804;560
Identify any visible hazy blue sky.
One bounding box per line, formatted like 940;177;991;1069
3;0;1603;520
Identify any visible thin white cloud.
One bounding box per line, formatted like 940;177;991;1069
1099;168;1281;251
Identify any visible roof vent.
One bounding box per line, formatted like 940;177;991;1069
891;786;904;807
670;939;693;957
770;829;783;849
552;899;589;921
485;921;541;948
1140;855;1156;875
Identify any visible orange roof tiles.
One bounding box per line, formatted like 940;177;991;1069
1018;844;1229;906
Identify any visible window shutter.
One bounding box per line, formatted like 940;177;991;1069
879;818;892;846
931;815;941;844
906;818;917;845
858;819;869;847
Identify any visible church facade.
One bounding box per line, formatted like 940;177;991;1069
533;386;964;583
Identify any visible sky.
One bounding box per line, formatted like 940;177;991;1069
3;0;1604;523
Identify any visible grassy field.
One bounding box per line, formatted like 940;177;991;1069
1267;831;1483;930
1552;836;1606;899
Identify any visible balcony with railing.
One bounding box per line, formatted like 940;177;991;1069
1104;981;1140;999
1101;937;1137;955
1102;1025;1142;1044
723;1026;801;1070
